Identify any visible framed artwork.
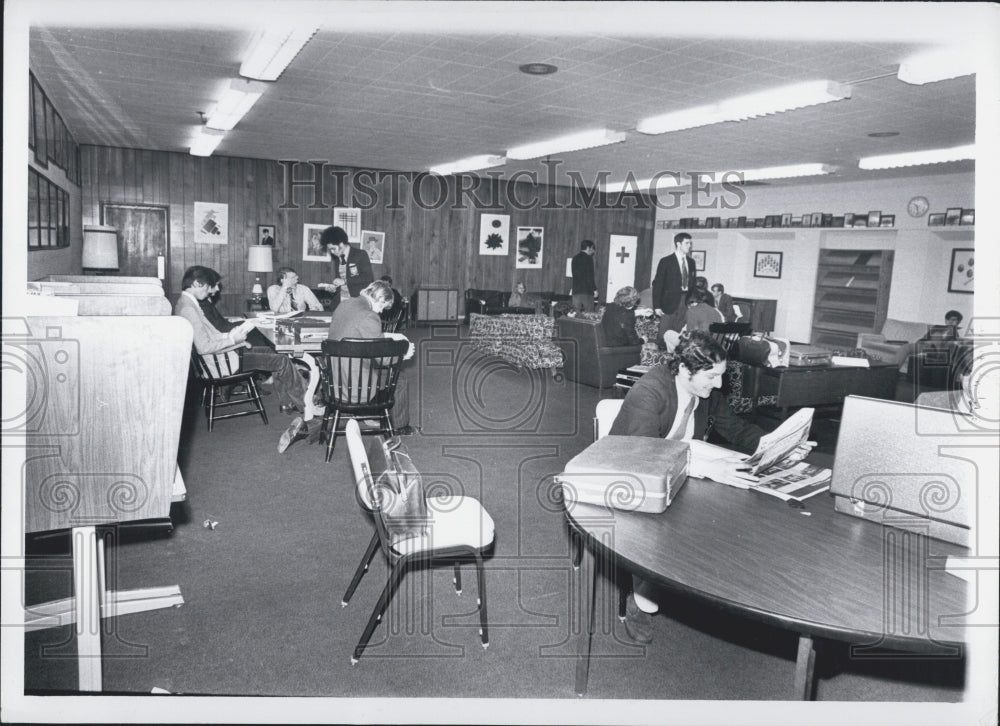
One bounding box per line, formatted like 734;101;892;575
479;213;509;255
928;213;945;227
754;251;783;279
258;224;276;246
867;210;881;228
880;214;895;228
691;250;706;271
781;213;792;227
333;207;362;244
948;248;974;294
302;223;330;262
361;230;385;264
515;226;544;269
194;201;228;245
945;207;962;226
960;208;975;225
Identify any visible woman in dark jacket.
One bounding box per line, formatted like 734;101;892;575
601;286;644;346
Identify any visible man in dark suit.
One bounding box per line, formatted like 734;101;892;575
711;283;737;323
317;225;374;303
571;239;597;312
652;232;696;344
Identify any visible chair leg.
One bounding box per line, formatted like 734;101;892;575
352;560;407;665
571;530;583;570
342;532;380;606
247;377;268;425
383;408;395;437
453;563;462;595
474;551;489;648
207;385;217;432
325;411;341;462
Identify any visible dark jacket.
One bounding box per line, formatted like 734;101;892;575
608;364;762;454
652;253;696;315
199;298;274;349
571;251;597;295
601;303;643;347
332;246;374;297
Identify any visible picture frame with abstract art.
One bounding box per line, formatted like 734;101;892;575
303;223;330;262
333;207;362;244
515;226;544;269
754;250;783;279
691;250;706;271
948;248;974;294
194;201;228;245
479;213;509;255
361;230;385;264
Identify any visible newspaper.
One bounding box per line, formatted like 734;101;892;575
752;461;832;502
743;407;814;475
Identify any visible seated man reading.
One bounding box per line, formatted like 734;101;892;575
609;330;812;643
174;265;314;453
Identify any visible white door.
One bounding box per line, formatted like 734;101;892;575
605;235;638;303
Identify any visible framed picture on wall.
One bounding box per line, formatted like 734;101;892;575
948;248;974;294
302;223;330;262
754;251;783;279
691;250;706;271
361;230;385;264
257;224;275;246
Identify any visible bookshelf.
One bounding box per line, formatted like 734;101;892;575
811;249;894;349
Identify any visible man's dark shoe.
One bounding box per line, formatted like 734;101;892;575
278;417;308;453
280;404;302;415
623;596;654;644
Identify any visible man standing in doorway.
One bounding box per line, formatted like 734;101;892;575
571;239;597;312
652;232;696;345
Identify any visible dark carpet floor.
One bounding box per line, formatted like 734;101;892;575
21;324;966;716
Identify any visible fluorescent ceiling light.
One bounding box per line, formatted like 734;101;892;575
602;164;835;193
506;129;626;160
636;81;852;135
897;48;976;85
859;144;975;170
190;128;226;157
240;27;318;81
429;155;506;175
205;79;270;131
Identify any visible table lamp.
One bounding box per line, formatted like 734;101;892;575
247;245;273;304
82;225;120;275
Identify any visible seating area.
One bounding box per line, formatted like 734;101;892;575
555;315;642;388
856;317;930;369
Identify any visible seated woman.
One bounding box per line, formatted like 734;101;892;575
601;286;644;347
508;281;541;314
683;289;724;333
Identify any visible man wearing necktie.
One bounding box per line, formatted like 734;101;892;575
267;267;323;313
608;330;805;643
652;232;697;346
315;225;374;306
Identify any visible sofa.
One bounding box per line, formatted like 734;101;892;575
857;318;931;369
464;289;534;324
468;313;564;370
555;315;642;388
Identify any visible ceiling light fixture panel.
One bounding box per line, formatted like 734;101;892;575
429;155;506;175
240;27;319;81
602;163;836;193
636;81;852;135
858;144;975;170
205;79;271;131
506;129;627;160
189;127;226;157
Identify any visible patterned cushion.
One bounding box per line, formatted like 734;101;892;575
469;313;563;369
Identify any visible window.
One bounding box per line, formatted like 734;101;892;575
28;166;69;250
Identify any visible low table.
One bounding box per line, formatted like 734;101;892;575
748;360;898;416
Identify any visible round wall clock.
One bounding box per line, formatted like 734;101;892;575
907;196;930;218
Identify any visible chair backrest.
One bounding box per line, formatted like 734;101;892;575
344;420;396;553
380;307;404;333
709;322;752;354
191;348;242;379
320;337;407;409
594;398;625;441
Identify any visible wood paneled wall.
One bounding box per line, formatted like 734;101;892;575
80;145;656;315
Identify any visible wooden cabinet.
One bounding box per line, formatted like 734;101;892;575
414;287;459;322
811;248;894;349
730;296;777;332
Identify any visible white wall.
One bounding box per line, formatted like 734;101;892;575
653;171;975;340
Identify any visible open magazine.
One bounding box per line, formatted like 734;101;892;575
744;407;814;475
752;462;832;502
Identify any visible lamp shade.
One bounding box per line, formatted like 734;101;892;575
247;245;274;273
82;225;120;270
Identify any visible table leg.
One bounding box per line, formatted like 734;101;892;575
73;526;102;692
574;536;597;696
793;634;816;700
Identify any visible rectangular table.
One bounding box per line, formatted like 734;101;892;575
564;474;968;699
254;313;333;420
748;360;898;416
